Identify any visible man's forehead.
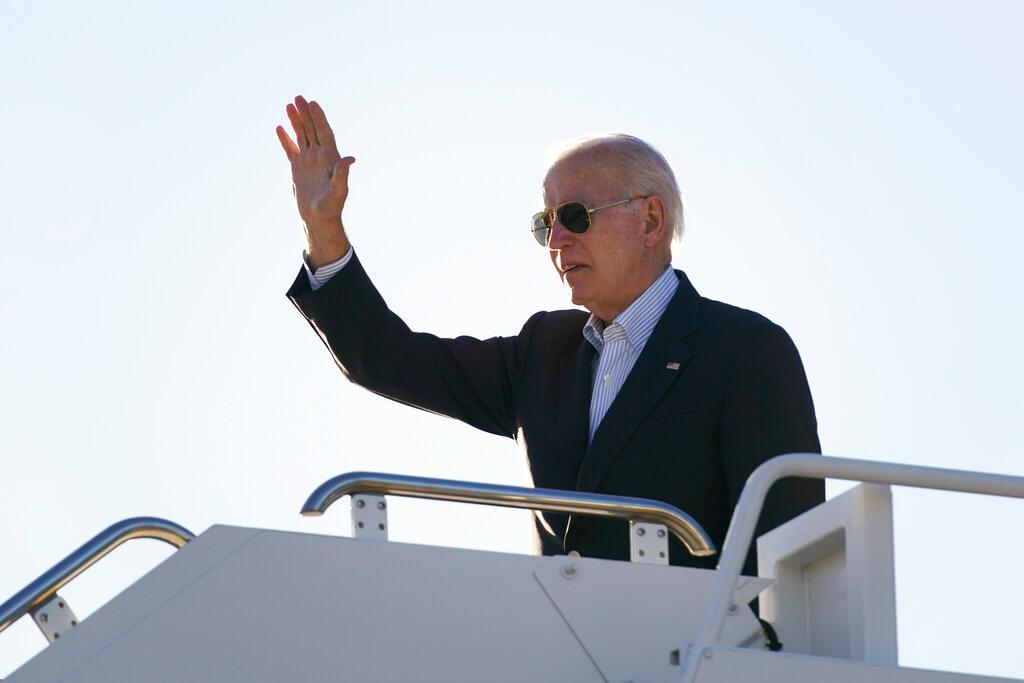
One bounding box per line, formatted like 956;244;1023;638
543;154;620;202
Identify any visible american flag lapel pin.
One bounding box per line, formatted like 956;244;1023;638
666;362;680;371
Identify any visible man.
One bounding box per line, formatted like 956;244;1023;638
278;95;823;575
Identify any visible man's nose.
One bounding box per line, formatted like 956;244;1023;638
547;219;575;250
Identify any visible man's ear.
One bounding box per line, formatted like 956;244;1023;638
642;196;668;246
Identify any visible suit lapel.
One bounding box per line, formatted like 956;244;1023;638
574;270;701;493
557;337;595;485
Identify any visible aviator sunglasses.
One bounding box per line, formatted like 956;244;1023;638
531;196;648;246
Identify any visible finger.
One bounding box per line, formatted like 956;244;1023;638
275;125;299;160
286;103;308;148
295;96;320;147
309;100;337;150
330;157;356;194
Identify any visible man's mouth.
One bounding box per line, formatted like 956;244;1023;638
562;264;587;274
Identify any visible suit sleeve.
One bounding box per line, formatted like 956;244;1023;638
719;321;825;575
287;252;539;439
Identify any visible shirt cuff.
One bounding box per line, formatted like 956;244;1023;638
304;247;354;291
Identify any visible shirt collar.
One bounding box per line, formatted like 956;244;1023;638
582;265;679;353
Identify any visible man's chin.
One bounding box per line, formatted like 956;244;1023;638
568;287;588;308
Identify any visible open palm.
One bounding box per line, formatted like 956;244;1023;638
276;95;355;265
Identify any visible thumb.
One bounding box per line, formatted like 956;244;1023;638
331;157;356;192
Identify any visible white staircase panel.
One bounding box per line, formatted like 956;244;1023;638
10;525;766;682
693;647;1014;683
9;526;608;682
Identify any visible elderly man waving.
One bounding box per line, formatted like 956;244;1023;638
279;95;823;575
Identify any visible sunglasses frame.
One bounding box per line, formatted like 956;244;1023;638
531;195;649;246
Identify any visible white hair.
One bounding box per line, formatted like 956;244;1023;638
544;133;685;242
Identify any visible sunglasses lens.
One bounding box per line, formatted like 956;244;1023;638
530;202;591;246
558;202;590;234
532;211;552;246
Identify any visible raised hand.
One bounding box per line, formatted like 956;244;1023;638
276;95;356;269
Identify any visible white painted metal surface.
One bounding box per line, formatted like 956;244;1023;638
350;493;388;540
629;521;670;565
693;647;1014;683
682;453;1024;683
533;556;769;682
29;595;77;645
757;483;898;664
7;454;1024;683
6;526;758;683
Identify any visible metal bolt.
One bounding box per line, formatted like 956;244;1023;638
39;613;48;623
659;551;666;558
356;499;365;508
560;563;579;579
377;501;386;510
378;523;385;530
638;549;646;557
357;521;364;528
727;603;738;614
636;527;646;537
657;529;666;538
702;648;714;660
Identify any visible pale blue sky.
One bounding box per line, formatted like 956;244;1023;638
2;1;1022;676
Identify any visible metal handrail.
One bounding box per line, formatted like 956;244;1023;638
680;453;1024;682
0;517;194;635
300;471;716;557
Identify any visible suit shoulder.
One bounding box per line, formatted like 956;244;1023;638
525;307;588;332
695;297;806;367
519;308;588;348
698;296;781;339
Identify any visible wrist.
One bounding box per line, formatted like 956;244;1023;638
307;241;350;270
305;219;350;270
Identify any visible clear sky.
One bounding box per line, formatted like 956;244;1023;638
1;0;1022;677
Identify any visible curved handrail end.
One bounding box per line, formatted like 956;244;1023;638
0;517;194;637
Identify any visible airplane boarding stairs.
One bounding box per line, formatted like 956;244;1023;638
2;454;1023;682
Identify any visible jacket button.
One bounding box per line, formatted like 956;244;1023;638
568;550;581;557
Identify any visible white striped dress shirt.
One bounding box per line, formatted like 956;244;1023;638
304;247;354;290
583;265;678;442
302;251;679;443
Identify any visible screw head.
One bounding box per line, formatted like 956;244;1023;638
377;501;386;510
657;529;666;538
39;613;48;623
637;527;646;537
378;523;385;530
356;499;366;508
560;562;579;579
702;648;714;660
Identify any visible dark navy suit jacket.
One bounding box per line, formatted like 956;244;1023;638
288;253;824;575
